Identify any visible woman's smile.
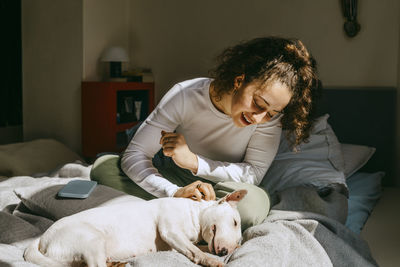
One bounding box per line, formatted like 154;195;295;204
241;112;253;125
230;78;292;127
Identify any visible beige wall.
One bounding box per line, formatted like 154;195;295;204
129;0;399;101
20;0;400;179
22;0;83;152
22;0;130;153
83;0;130;81
129;0;400;184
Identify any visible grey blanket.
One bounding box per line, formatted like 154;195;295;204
229;210;376;267
125;185;376;267
0;164;377;267
125;211;376;267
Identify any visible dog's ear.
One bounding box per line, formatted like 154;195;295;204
218;189;247;207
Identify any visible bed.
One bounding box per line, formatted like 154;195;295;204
0;87;397;266
317;86;399;267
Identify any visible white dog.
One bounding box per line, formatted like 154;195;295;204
24;189;247;267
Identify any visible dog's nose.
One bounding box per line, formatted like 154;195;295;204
218;247;228;256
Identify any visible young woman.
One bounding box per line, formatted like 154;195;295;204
91;36;319;229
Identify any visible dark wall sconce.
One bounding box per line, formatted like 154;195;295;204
341;0;360;37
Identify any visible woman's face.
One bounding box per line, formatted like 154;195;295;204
229;76;292;127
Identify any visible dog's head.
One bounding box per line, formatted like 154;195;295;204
200;189;247;256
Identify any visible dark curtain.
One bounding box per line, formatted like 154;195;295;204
0;0;22;127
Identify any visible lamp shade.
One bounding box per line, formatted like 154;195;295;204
101;46;129;62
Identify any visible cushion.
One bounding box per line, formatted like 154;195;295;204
1;177;75;213
0;139;84;177
345;171;383;234
14;180;143;221
260;114;346;194
341;144;376;178
0;211;42;244
214;181;270;231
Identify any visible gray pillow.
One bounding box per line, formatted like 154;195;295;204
0;139;84;177
0;211;42;244
261;114;346;195
341;144;376;178
14;182;143;221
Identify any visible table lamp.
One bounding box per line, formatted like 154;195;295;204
101;46;129;78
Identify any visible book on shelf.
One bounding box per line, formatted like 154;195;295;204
122;68;154;83
107;77;128;82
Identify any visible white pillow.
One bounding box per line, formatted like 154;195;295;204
341;143;376;178
260;114;346;194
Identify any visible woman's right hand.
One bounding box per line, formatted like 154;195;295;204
173;180;216;201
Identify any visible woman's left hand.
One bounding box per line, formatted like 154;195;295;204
173;180;216;201
160;131;199;173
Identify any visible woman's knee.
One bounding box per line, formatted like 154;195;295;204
214;181;270;231
90;154;155;200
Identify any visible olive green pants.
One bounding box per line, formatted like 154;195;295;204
90;151;270;230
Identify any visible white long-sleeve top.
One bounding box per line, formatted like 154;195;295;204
121;78;282;198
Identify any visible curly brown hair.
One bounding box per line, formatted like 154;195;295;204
209;36;320;148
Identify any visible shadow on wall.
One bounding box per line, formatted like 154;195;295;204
316;87;397;186
0;126;23;145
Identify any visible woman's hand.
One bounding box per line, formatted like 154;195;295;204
173;180;216;201
160;131;198;173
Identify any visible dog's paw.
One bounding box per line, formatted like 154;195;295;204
106;261;126;267
202;256;224;267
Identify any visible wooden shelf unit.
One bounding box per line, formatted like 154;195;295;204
81;81;155;158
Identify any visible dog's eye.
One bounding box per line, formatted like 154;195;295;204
234;219;237;227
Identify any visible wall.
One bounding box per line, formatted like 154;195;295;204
21;0;129;153
20;1;400;183
129;0;400;185
22;0;83;152
83;0;130;81
129;0;399;101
